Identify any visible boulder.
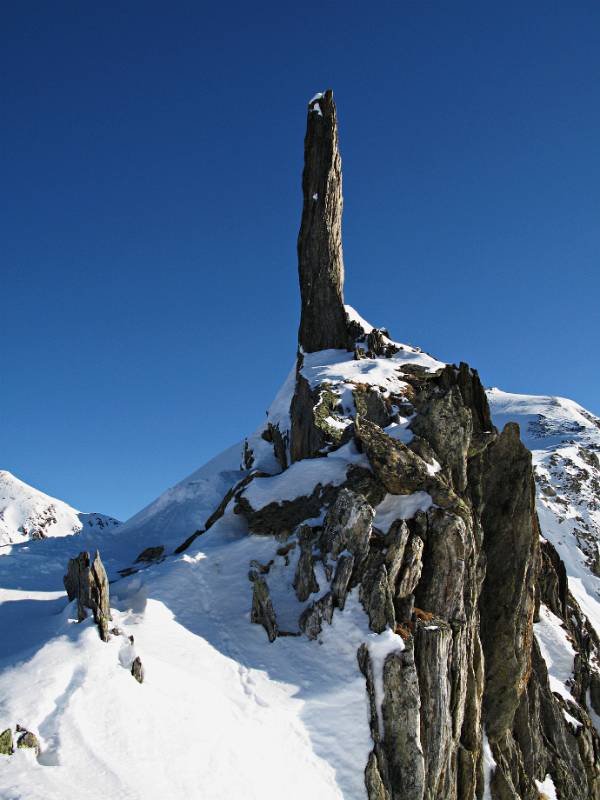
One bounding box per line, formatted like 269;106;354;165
131;657;144;684
63;550;112;641
17;730;40;755
0;728;13;756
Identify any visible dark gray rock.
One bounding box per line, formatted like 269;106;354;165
290;372;346;462
360;563;396;634
353;385;392;428
131;656;144;684
410;384;472;493
297;90;348;353
63;550;112;641
323;487;374;560
396;534;424;599
382;643;426;800
414;622;453;800
292;525;319;602
331;552;354;610
134;545;164;563
262;422;288;470
250;572;278;643
479;423;539;741
299;592;334;640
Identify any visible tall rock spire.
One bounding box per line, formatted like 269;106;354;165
297;90;348;353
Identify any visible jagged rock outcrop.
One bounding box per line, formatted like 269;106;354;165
249;570;278;642
229;91;600;799
292;524;319;601
479;422;539;740
297;90;348;353
63;550;112;641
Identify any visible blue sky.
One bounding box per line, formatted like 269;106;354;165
2;2;599;520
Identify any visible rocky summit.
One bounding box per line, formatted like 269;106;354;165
0;91;599;800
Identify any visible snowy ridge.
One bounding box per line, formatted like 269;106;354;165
0;470;119;548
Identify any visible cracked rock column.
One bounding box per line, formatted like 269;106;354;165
297;90;348;352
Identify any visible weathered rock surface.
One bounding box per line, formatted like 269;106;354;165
131;656;144;684
479;423;539;741
63;550;112;641
234;91;600;800
299;592;334;640
135;545;164;563
0;728;13;756
17;729;40;755
249;571;278;642
292;525;319;602
297;90;348;353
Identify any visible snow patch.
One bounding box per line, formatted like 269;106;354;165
534;604;576;702
535;774;558;799
365;628;405;736
374;492;433;534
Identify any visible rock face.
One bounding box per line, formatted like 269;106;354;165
297;90;349;353
195;91;600;799
63;550;112;641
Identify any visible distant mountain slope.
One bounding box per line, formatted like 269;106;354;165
0;470;120;547
487;389;600;633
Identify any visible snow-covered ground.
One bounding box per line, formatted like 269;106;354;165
1;332;599;799
0;432;378;798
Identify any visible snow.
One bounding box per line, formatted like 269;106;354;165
384;418;415;444
374;492;433;534
242;441;369;511
365;628;405;736
344;304;374;334
562;709;582;729
301;346;443;397
0;470;119;548
309;92;324;103
311;103;323;116
482;731;497;800
0;484;375;798
586;689;600;734
534;604;576;703
535;774;558;799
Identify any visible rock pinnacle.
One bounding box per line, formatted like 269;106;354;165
297;90;348;353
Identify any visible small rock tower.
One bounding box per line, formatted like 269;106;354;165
297;90;348;353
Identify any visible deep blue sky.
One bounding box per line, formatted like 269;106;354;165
2;2;599;520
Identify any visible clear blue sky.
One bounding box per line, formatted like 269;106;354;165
2;2;599;520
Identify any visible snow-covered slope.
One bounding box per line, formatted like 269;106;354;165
0;322;439;800
1;341;599;799
0;470;120;548
487;389;600;636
